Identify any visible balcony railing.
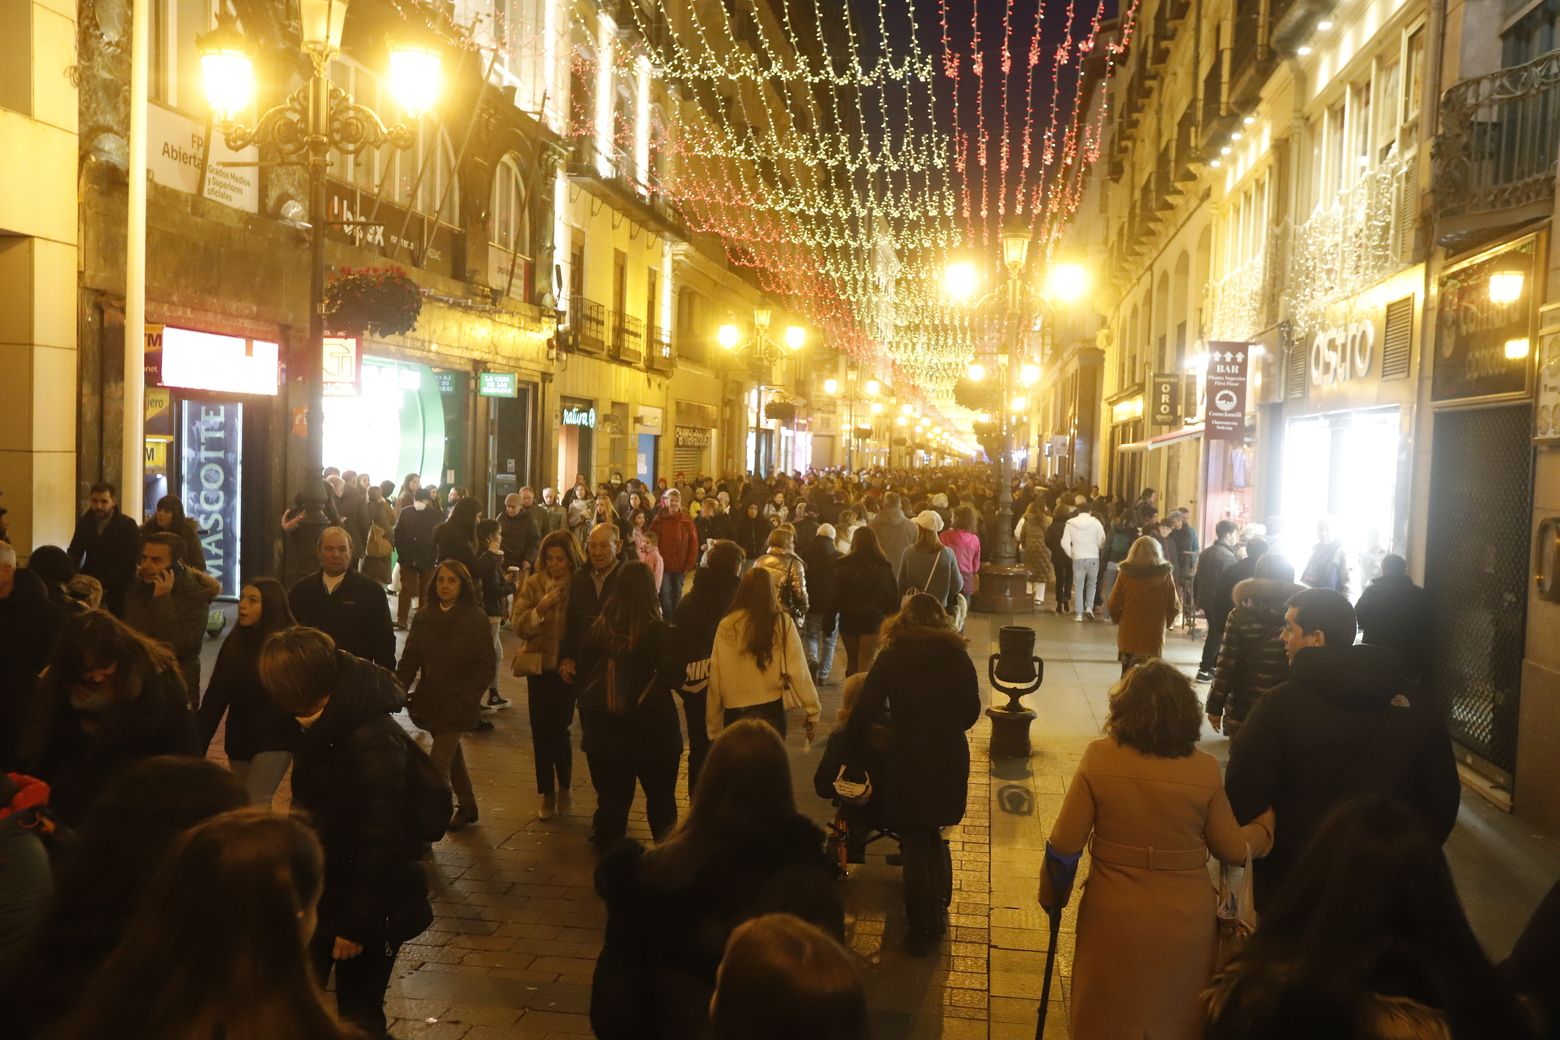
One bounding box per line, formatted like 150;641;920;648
1434;48;1560;227
647;329;675;373
566;296;606;355
609;311;644;364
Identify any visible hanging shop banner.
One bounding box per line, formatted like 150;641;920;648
1150;374;1181;426
1434;235;1538;402
322;336;360;397
1204;342;1251;441
181;401;243;599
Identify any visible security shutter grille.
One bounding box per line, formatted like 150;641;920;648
1424;405;1533;777
1285;323;1307;400
673;442;706;477
1380;296;1414;380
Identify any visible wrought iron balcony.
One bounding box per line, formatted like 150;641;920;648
1434;48;1560;241
609;311;644;364
565;296;606;355
647;329;675;373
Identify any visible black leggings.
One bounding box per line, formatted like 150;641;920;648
900;828;953;935
527;670;576;794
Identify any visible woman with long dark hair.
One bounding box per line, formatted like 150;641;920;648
1205;795;1535;1040
576;561;681;845
513;529;583;820
140;494;207;571
712;914;866;1040
50;808;362;1040
198;577;299;804
831;526;901;676
21;610;198;825
732;501;771;565
847;594;981;956
707;567;820;742
397;558;492;832
395;472;421;513
591;721;844;1040
433;496;482;574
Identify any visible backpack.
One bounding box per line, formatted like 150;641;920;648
1110;528;1135;558
394;727;454;843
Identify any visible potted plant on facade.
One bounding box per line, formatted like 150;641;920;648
324;266;423;337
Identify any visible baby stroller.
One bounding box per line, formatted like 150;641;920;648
812;715;898;874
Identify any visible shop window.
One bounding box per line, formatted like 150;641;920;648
1350;79;1374;183
490;153;532;294
1405;27;1426;122
1376;59;1402;160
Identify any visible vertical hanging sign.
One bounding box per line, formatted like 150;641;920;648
1204;342;1251;441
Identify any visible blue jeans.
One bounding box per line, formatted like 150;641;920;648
660;569;685;618
1073;558;1100;618
802;613;839;683
1100;561;1121;621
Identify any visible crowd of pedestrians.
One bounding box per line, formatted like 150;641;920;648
0;463;1556;1040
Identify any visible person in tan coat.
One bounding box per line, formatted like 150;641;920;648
511;529;581;820
1041;662;1275;1040
1107;535;1182;675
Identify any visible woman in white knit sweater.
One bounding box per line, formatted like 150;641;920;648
707;567;821;742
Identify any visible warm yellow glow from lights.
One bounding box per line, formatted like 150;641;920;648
900;403;914;416
1044;262;1091;304
201;46;256;120
944;261;980;303
1011;395;1029;412
1210;159;1223;168
388;43;443;118
967;363;987;382
823;378;840;395
1243;115;1257;125
977;411;991;424
1296;45;1313;56
717;324;742;349
1019;363;1040;387
1231;131;1244;141
869;401;884;415
1489;270;1526;305
1317;19;1334;29
895;415;909;427
299;0;348;49
1112;398;1144;422
1505;337;1532;360
864;378;881;396
783;325;806;351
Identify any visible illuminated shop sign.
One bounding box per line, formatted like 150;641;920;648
158;327;280;396
562;403;597;428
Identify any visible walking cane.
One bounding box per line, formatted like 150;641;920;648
1034;906;1062;1040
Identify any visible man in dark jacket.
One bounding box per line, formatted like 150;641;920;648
66;482;142;616
499;492;541;573
1226;588;1460;911
121;532;219;705
0;544;63;767
666;541;743;799
260;628;432;1038
393;489;439;629
288;527;396;670
558;523;623;683
1354;554;1432;682
1194;521;1241;680
800;527;842;685
1199;536;1268;682
790;500;820;550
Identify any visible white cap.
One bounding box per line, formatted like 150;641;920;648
913;510;945;533
816;523;837;541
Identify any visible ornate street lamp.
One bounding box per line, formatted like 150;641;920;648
719;306;807;475
199;0;442;521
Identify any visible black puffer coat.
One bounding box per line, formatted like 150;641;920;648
801;535;842;617
0;569;63;767
1355;574;1433;682
290;652;430;947
590;814;844;1040
26;663;198;826
831;553;900;637
197;628;301;759
847;632;982;829
1206;578;1300;723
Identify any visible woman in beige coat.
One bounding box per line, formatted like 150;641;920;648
512;529;581;820
1041;661;1274;1039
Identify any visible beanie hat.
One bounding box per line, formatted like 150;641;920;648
913;510;945;533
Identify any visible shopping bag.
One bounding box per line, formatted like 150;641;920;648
1215;847;1257;966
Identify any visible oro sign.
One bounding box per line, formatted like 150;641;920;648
1204;342;1250;441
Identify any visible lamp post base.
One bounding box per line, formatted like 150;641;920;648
972;563;1034;614
986;706;1037;758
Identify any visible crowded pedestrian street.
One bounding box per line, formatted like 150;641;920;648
177;602;1557;1040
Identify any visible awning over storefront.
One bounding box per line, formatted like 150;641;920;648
1120;423;1206;452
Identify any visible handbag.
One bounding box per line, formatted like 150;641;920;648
366;522;393;558
778;616;803;710
510;648;544;677
1215;846;1258;966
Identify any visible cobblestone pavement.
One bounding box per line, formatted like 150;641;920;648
202;601;1560;1039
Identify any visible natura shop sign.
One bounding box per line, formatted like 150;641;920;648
1434;235;1539;402
562;403;597;428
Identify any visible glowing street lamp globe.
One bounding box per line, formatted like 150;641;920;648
717;324;742;350
967;362;987;382
944;261;980;303
823;378;841;395
388;40;443;118
783;325;807;351
864;378;881;396
198;20;256;121
1045;262;1092;304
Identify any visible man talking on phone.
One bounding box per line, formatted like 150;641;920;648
122;531;219;704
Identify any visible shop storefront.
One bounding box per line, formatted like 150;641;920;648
558;396;598;485
479;370;534;510
143;324;281;598
1106;392;1145;501
673;400;718;481
321;348;448;494
1278;268;1422;596
635;405;663;488
1424;234;1541;789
